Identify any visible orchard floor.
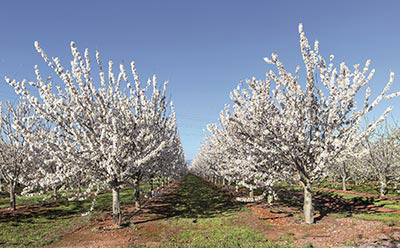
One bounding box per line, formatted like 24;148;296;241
2;175;400;248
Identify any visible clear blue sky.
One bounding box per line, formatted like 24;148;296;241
1;1;400;159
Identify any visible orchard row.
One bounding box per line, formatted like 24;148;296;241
0;42;186;225
191;24;400;224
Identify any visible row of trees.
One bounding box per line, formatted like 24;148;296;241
0;41;186;225
333;123;400;195
191;24;399;224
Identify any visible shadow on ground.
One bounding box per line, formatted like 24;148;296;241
0;200;86;223
277;187;379;221
130;174;242;224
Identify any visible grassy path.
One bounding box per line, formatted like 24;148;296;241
172;174;240;218
152;174;272;247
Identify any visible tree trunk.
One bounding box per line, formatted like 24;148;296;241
380;177;387;196
249;187;254;199
267;188;274;205
112;187;122;225
78;181;82;195
53;186;58;200
134;182;141;209
303;181;314;224
149;178;154;197
333;174;337;188
235;185;239;193
342;176;347;191
9;183;16;211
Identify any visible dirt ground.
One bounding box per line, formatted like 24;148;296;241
0;202;59;221
46;182;183;248
244;204;400;247
31;179;400;247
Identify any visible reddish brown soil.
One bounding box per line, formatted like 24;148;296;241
47;182;182;248
239;203;400;247
215;183;400;248
0;202;60;221
4;180;400;248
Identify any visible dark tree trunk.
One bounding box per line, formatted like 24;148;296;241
9;183;16;211
134;181;141;209
149;178;154;197
380;177;387;196
78;181;82;195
